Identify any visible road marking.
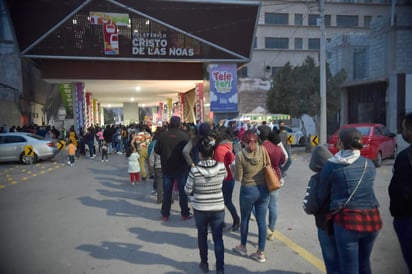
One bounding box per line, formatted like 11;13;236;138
274;230;326;273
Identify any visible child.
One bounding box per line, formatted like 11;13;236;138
126;144;140;185
101;140;108;163
67;139;77;166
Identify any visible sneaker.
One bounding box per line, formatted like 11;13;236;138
231;219;240;232
267;228;275;241
250;215;256;221
232;245;247;256
132;182;135;186
250;251;266;263
182;214;192;221
101;160;104;163
67;161;71;165
151;189;157;195
199;262;209;273
105;159;108;162
280;178;285;187
161;216;169;221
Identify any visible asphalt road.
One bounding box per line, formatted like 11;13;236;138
0;147;408;274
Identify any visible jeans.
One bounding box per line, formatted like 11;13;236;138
222;179;239;223
280;147;292;174
267;189;279;231
393;216;412;273
317;228;339;274
239;184;269;251
162;172;190;217
194;209;225;272
87;141;95;157
334;224;379;274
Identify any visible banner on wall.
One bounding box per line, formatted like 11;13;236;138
209;64;238;112
159;102;164;122
167;98;173;120
90;12;129;55
179;93;185;121
93;99;98;125
195;83;203;122
74;82;85;133
85;92;93;128
59;84;73;117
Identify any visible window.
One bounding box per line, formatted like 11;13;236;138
308;38;320;49
253;37;257;49
295;14;303;26
337;15;359;28
364;16;372;27
294;38;303;49
353;48;368;80
265;13;288;25
238;67;248;78
325;15;331;26
308;14;319;26
265;37;289;49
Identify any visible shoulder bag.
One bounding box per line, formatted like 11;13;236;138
262;146;281;192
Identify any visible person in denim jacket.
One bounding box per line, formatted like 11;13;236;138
319;128;382;274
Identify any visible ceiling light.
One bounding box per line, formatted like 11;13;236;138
130;98;135;102
135;86;141;91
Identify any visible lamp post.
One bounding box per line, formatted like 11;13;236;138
319;0;327;145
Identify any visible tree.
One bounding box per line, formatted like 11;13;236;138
266;56;346;134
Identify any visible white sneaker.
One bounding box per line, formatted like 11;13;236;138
280;178;285;187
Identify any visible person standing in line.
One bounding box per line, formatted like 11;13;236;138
103;125;114;154
214;127;240;232
154;116;192;221
389;112;412;273
66;139;77;166
258;125;285;241
126;144;140;185
278;121;292;176
268;130;288;186
185;137;227;274
232;130;270;263
183;122;211;168
305;145;339;274
149;126;165;204
96;127;105;153
101;140;109;163
319;128;382;274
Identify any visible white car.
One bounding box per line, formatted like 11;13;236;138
0;132;58;164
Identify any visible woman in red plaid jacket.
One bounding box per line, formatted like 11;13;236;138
319;128;382;274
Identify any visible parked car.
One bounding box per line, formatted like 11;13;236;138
327;123;397;167
0;132;58;164
271;124;306;146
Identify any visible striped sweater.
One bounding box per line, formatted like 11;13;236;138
185;159;227;212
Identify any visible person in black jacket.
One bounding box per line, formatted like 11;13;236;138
389;112;412;273
154;116;191;221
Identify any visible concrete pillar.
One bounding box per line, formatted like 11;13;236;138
123;102;139;125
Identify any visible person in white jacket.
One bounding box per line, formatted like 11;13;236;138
185;137;227;274
126;144;140;185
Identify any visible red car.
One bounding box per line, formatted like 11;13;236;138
327;123;397;167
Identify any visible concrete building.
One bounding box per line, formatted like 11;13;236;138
239;0;411;136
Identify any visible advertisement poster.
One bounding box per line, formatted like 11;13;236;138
209;64;238;112
167;98;173;120
59;83;73;117
159;102;164;122
195;83;203;122
89;12;129;55
85;92;93;128
179;93;185;121
74;82;85;134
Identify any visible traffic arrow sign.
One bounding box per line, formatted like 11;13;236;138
311;135;319;147
24;145;34;157
57;140;66;150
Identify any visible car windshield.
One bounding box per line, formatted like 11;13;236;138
355;126;371;136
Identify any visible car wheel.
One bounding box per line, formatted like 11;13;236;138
391;145;398;159
19;152;38;164
373;151;382;167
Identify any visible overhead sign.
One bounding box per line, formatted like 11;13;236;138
311;135;319;147
209;64;238;112
24;145;34;157
57;140;66;151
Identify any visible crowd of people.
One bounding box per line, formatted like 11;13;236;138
2;112;411;274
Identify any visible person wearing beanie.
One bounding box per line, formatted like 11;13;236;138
183;122;211;167
154;115;192;221
258;125;285;241
304;145;339;274
318;127;382;274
